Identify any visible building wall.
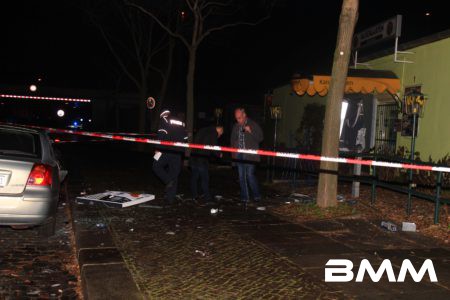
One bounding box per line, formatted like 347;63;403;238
366;37;450;160
271;84;326;148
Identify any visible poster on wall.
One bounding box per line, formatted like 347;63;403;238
339;93;376;152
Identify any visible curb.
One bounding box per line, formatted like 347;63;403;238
69;201;143;300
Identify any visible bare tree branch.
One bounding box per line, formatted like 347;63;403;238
200;0;232;12
126;1;190;48
87;12;142;89
198;14;271;45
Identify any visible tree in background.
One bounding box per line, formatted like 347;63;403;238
316;0;358;208
85;0;176;132
127;0;274;140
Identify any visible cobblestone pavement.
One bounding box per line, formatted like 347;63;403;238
63;143;345;299
100;205;343;299
0;203;80;299
62;143;450;299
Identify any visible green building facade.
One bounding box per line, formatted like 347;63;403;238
365;31;450;160
270;30;450;161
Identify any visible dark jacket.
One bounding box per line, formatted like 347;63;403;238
156;115;188;153
190;126;219;166
230;118;263;162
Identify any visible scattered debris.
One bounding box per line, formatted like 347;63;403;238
337;194;345;202
288;193;315;204
402;222;417;232
96;223;107;229
129;228;134;232
165;231;176;235
256;206;266;211
76;191;155;208
139;204;163;209
285;201;291;204
27;290;40;296
125;218;134;223
346;199;358;206
210;208;219;214
381;221;397;232
195;250;206;257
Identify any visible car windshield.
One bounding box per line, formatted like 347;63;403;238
0;128;41;158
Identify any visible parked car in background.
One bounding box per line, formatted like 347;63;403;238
0;125;67;236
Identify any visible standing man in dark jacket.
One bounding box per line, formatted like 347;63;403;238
190;125;224;202
152;109;188;205
230;108;263;203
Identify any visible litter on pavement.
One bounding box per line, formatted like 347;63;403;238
346;199;358;205
76;191;155;208
256;206;266;211
402;222;417;232
381;221;398;232
210;208;223;214
195;250;207;257
288;193;315;204
337;194;345;202
139;204;163;209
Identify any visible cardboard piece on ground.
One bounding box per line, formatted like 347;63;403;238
76;191;155;208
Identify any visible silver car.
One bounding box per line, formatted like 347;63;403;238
0;125;67;236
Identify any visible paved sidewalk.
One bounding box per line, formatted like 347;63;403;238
87;199;450;299
62;143;450;299
0;203;79;299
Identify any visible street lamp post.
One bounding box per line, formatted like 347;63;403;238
402;90;427;216
269;106;282;182
214;108;223;125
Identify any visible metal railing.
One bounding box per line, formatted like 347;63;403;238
266;150;450;224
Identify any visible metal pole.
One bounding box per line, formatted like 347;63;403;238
434;172;442;224
407;113;417;215
271;117;278;181
352;149;362;198
371;165;377;205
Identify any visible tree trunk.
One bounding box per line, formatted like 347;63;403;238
186;48;197;141
316;0;358;208
151;38;176;132
138;87;148;133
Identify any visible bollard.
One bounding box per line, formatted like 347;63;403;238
434;172;442;224
371;166;377;205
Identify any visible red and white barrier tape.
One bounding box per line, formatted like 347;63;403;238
0;94;91;103
4;122;450;173
101;131;156;136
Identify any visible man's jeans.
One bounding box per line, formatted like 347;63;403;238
237;162;261;202
191;164;210;201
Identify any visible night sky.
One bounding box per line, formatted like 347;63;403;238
1;0;449;107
